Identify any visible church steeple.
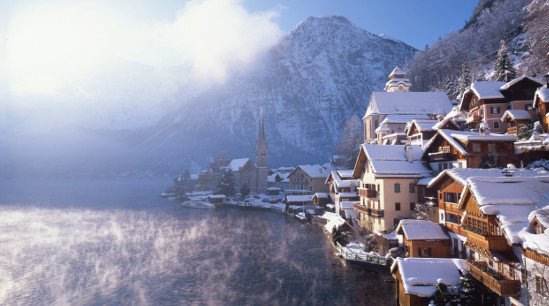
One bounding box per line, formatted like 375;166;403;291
255;106;268;168
384;65;412;92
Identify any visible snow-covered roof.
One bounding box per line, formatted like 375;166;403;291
432;117;458;131
337;170;354;179
464;176;549;244
416;176;435;186
534;88;549;108
340;201;355;209
470;81;507;100
500;75;543;91
389;66;406;78
226;158;252;171
286;195;314;203
339;192;358;198
408;119;438;133
381;114;431;124
314;192;329;198
361;144;430;178
391;258;469;298
396;219;449;240
428;167;549;188
501;110;532;122
323;212;346;232
266;187;281;191
296;164;331;178
365;92;453;118
326;170;359;189
519;208;549;256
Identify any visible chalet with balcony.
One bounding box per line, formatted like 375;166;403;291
395;219;450;258
459;76;543;133
422;129;518;172
457;175;549;304
288;164;331;194
325;170;359;216
352;144;431;233
500;110;532;136
533;87;549;132
391;257;469;306
406;117;459;147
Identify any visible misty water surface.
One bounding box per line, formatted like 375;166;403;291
0;179;393;305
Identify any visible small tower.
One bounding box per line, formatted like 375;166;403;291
255;107;268;193
384;66;412;92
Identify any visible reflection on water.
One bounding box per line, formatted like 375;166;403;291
0;179;393;305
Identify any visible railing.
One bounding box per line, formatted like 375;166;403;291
507;126;518;135
467;259;521;297
465;228;510;251
466;115;482;124
336;242;387;266
371;208;384;217
358;188;377;198
445;222;466;236
427;152;456;161
353;204;384;218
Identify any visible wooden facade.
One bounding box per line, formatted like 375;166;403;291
393;268;432;306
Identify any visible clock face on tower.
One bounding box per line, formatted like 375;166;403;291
398;84;404;90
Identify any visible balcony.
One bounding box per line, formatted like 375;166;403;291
371;208;384;217
507;126;518;135
465;228;510;252
353;204;384;218
468;259;521;297
427;152;456;162
445;222;466;236
358;188;377;198
466;115;482;124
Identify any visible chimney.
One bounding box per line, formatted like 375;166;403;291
406;145;413;162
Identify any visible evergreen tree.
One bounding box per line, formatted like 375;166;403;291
458;275;482;305
457;58;471;101
240;184;250;199
215;169;236;196
493;40;516;81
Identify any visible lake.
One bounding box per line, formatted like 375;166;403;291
0;179;394;305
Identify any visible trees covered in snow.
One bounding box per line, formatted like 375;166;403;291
523;0;549;74
215;169;236;196
336;114;363;168
493;40;517;81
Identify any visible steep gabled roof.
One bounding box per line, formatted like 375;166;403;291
226;158;254;171
428;167;548;189
293;164;331;179
533;88;549;108
364;92;453;118
500;75;543;91
422;129;517;158
352;144;431;178
501;110;532;122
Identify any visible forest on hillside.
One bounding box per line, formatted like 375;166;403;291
406;0;549;100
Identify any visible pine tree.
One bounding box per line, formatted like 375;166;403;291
457;58;471;101
215;169;236;196
493;40;516;81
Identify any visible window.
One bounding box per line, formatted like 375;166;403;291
409;183;415;193
418;247;432;257
395;202;401;211
536;275;548;295
410;202;416;211
444;192;458;203
394;183;400;193
472;143;481;152
488;143;496;153
490;106;500;114
493;121;499;129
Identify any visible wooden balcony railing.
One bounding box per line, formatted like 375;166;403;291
465;229;511;251
353;204;384;218
427;152;456;162
445;223;466;236
466;115;482;124
468;259;521;297
358;188;377;198
507;126;518;135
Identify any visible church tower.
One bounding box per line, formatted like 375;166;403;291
384;65;412;92
255;107;268;192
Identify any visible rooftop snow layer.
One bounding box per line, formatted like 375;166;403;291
500;75;543;91
227;158;252;171
365;91;453;117
286;195;314;202
298;164;331;178
362;144;424;161
535;88;549;104
501;110;532;121
392;258;469;298
470;81;506;99
397;219;449;240
428;168;549;188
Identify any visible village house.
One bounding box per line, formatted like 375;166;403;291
352;144;431;233
459;76;543;134
287;164;331;194
391;257;469;306
395;219;451;258
325;170;359;218
532;77;549;132
456;175;549;305
268;166;294;191
406;117;459;147
312;192;330;208
363;66;454;143
225;158;258;192
422;129;518;172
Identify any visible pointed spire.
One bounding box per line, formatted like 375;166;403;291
258;105;265;140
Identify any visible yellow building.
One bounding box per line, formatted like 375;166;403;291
352;144;431;233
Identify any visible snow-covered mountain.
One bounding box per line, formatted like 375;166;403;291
138;16;417;172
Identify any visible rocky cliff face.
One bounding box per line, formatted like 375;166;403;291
140;16;417;172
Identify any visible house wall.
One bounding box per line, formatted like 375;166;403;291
436;178;465;234
482;102;508;133
404;239;451;258
538;99;549;132
288;169;312;193
523;250;549;306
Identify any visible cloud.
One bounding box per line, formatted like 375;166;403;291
127;0;282;81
